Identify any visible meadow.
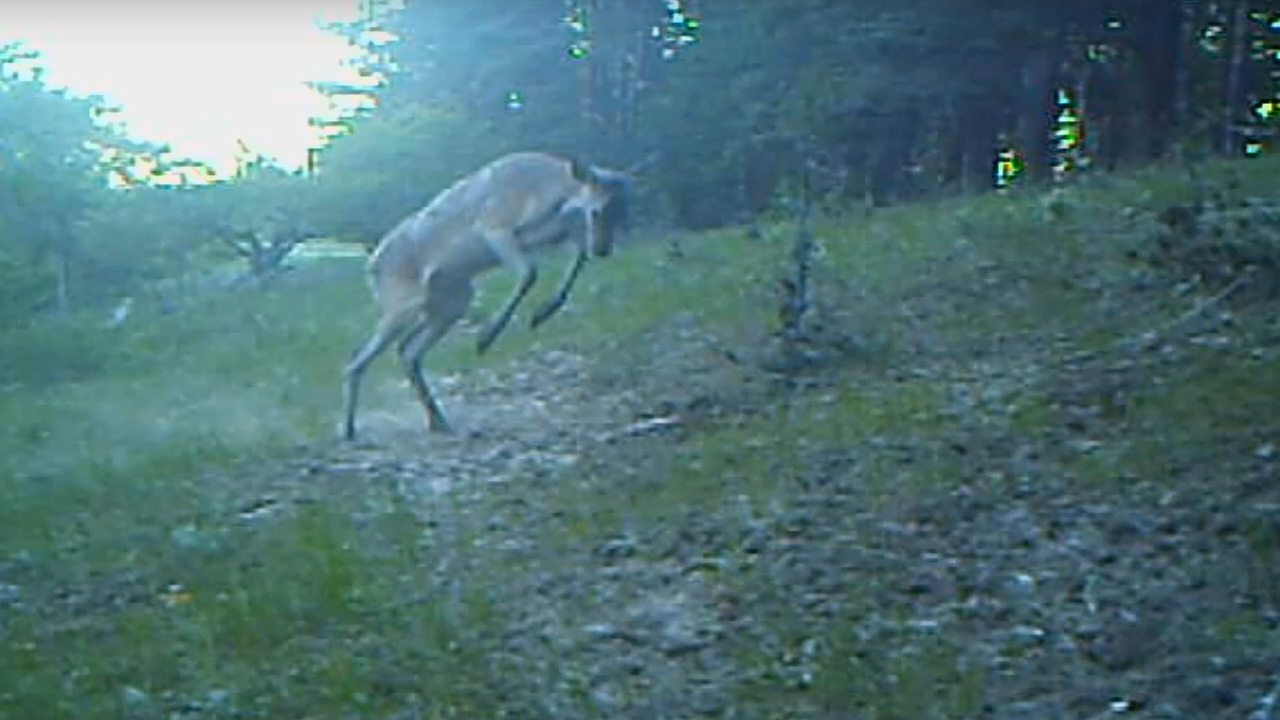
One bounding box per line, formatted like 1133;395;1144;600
2;156;1278;718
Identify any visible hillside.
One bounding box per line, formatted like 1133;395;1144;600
2;157;1279;719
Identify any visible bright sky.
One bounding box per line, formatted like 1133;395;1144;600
2;1;369;175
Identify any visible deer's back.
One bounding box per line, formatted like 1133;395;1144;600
366;152;583;307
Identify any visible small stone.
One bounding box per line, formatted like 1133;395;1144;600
205;689;232;708
1087;616;1165;671
583;623;623;641
0;583;20;606
1109;697;1141;713
659;629;708;656
595;537;637;559
1004;625;1047;642
1183;679;1238;712
1003;572;1037;598
121;686;149;707
1105;510;1154;543
689;685;728;715
740;526;770;554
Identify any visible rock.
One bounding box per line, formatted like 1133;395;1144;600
1085;614;1166;671
659;627;709;656
1182;678;1239;713
595;536;638;560
1000;572;1037;600
739;525;770;554
901;568;956;599
997;507;1045;548
1104;510;1155;543
121;685;150;708
689;684;728;715
0;582;20;606
583;622;625;641
625;598;715;656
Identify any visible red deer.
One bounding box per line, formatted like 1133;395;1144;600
340;151;637;440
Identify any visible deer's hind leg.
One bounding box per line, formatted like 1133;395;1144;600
341;303;422;441
397;275;474;434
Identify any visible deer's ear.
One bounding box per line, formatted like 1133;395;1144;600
568;157;592;184
590;167;631;190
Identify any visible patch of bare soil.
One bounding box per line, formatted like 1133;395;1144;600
319;325;738;495
334;349;623;496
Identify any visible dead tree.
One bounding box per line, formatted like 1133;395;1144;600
776;141;848;375
216;211;312;285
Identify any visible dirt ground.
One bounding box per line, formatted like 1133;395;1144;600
269;275;1279;720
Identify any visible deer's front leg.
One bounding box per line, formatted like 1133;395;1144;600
477;228;537;355
532;209;603;329
530;245;587;329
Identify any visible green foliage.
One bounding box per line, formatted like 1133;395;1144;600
4;1;1279;329
0;247;53;318
734;622;988;719
0;42;216;320
0;475;520;718
312;0;1279;227
0;315;116;385
0;46;110;257
73;185;224;298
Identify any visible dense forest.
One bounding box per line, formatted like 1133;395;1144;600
1;1;1277;323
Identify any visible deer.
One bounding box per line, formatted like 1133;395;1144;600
340;151;640;442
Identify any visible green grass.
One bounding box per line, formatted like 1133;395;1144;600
0;496;519;718
733;622;989;719
2;154;1279;718
1047;343;1280;491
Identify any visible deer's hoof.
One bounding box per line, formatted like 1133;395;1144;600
530;299;563;328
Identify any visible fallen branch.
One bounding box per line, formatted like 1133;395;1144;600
1123;268;1255;352
597;415;683;444
700;333;748;368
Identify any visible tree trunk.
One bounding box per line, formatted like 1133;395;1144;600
939;99;964;192
1134;0;1182;160
1221;0;1249;155
1017;42;1062;182
954;94;998;193
867;106;920;205
580;0;652;162
1072;62;1091;171
1084;58;1122;171
1173;0;1196;143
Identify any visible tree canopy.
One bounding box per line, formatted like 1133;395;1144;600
312;0;1279;228
1;2;1277;322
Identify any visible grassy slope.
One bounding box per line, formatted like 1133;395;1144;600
1;157;1278;718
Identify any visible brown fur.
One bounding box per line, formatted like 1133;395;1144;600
340;151;631;440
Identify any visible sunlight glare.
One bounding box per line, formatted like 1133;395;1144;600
1;2;368;176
